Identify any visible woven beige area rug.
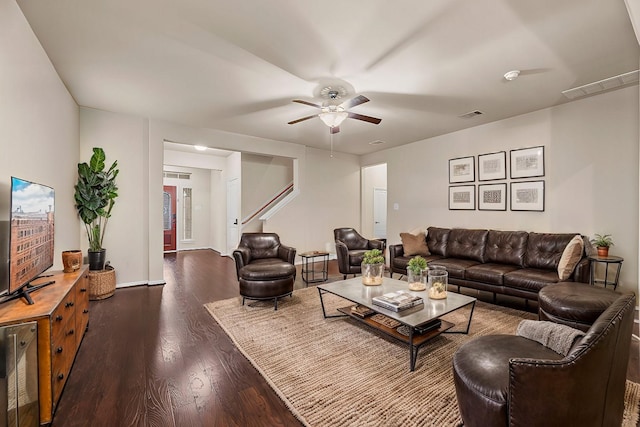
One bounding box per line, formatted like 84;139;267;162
205;287;640;427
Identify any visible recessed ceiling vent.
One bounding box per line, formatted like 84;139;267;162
562;70;639;100
458;110;484;119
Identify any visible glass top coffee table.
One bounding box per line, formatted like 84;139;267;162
317;277;476;371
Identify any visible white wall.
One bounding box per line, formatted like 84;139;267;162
241;153;293;223
79;108;149;286
265;147;361;256
0;0;80;274
362;86;639;294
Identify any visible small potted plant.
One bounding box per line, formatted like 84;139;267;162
590;234;614;257
361;249;384;286
407;256;427;291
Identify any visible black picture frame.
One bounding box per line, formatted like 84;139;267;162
478;183;507;211
510;180;545;211
510;146;545;179
449;185;475;210
478;151;507;181
449;156;475;183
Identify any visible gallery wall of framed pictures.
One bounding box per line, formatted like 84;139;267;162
448;146;545;212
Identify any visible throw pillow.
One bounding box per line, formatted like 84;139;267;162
400;232;429;256
516;320;584;356
557;234;584;280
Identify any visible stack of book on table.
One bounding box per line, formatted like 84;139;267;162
372;290;423;312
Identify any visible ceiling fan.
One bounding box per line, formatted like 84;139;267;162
287;88;382;134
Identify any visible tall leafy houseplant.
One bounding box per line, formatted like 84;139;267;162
74;147;119;270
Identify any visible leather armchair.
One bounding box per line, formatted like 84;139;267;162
452;290;636;427
232;233;297;310
333;228;385;280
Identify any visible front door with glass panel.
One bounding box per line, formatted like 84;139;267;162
163;186;177;251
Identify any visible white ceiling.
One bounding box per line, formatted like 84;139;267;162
17;0;640;155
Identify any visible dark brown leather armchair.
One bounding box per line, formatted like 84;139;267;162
452;290;635;427
233;233;297;310
333;228;385;280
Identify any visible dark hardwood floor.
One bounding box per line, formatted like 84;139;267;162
51;249;639;426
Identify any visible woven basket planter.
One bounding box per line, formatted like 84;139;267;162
88;266;116;300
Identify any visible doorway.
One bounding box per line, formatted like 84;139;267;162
226;178;240;254
163;185;177;251
361;163;387;240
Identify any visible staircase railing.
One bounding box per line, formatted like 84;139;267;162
242;182;294;226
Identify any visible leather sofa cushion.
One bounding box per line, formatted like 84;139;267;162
485;230;528;267
465;263;521;286
348;249;367;265
446;229;489;262
393;255;444;271
504;268;561;292
428;258;480;279
400;232;429;256
538;282;620;330
239;261;296;280
524;232;577;270
426;227;450;256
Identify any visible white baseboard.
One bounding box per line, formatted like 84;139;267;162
116;281;148;288
147;280;166;286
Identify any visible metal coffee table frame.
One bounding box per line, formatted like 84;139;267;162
318;277;476;371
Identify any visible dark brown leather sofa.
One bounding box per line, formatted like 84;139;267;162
233;233;297;310
389;227;590;303
334;228;385;280
452;289;635;427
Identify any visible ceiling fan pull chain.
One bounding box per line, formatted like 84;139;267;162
330;131;334;158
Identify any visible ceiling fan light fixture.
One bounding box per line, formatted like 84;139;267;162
319;111;348;128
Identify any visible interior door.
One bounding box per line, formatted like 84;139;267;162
226;178;240;255
373;188;387;239
163;186;177;251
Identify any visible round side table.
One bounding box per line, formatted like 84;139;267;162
588;255;623;290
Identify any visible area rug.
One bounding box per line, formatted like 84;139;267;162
205;287;640;427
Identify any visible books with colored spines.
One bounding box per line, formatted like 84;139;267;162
371;291;424;312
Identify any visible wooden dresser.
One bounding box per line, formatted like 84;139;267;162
0;267;89;425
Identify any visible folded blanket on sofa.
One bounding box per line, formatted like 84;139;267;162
516;320;585;356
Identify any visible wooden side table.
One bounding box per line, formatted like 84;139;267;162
300;251;329;285
588;255;623;290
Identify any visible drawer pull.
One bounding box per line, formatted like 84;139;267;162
83;309;89;314
56;315;63;322
20;341;26;347
80;288;87;292
56;347;63;353
65;302;75;308
67;329;75;336
58;373;64;380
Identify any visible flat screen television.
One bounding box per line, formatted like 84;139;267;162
1;177;56;305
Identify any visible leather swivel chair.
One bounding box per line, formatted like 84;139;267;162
333;228;385;280
452;290;635;427
233;233;297;310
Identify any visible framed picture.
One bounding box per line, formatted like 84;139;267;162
449;185;475;210
449;156;475;183
478;151;506;181
478;183;507;211
510;146;544;179
510;181;545;211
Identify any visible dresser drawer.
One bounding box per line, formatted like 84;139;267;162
75;276;90;347
51;292;76;338
51;328;77;404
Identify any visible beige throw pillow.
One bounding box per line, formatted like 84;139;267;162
557;235;584;280
400;232;430;257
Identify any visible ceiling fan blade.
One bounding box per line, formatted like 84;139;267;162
340;95;370;109
330;126;340;134
292;99;323;109
288;114;318;125
347;112;382;125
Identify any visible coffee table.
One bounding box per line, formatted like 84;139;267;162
317;277;476;371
